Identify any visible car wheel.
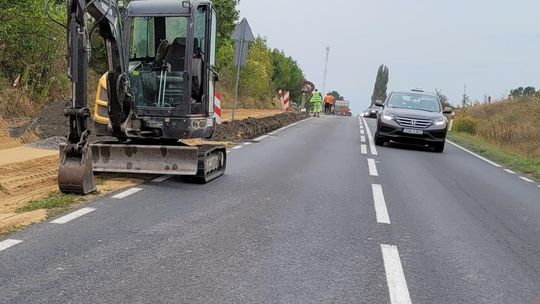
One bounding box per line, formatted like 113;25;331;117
433;142;445;153
375;133;385;146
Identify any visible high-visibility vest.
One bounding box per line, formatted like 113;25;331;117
310;92;322;104
324;95;335;105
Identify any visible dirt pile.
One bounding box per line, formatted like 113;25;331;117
211;112;309;142
220;109;282;121
27;101;307;143
34;100;70;139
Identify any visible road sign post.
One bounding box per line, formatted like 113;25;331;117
231;18;254;122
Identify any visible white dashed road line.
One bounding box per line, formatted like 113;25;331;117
362;117;378;156
447;140;501;168
519;176;534;183
243;142;252;146
504;169;516;174
368;158;379;176
372;184;391;224
112;187;143;199
360;129;365;135
361;144;367;155
0;239;22;252
152;175;174;183
361;135;366;143
232;145;243;150
50;207;96;224
381;244;413;304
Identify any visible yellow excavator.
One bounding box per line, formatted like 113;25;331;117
57;0;226;194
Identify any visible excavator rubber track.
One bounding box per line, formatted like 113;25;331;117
184;145;227;184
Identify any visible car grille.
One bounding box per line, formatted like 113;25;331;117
394;116;432;128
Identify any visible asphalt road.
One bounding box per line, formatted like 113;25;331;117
1;116;539;303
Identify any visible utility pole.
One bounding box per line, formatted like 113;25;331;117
322;46;330;94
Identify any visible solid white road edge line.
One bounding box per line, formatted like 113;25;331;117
243;142;252;146
381;244;413;304
504;169;516;174
519;176;534;183
232;145;243;150
253;134;269;141
268;117;312;136
372;184;390;224
361;135;366;143
368;158;379;176
446;140;501;167
152;175;174;183
362;117;378;155
50;207;96;224
112;187;143;199
0;239;23;252
361;144;367;155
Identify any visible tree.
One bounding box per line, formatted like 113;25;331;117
461;92;470;107
523;86;536;97
329;91;344;101
510;87;524;98
0;0;67;101
238;38;273;101
211;0;240;42
371;64;389;104
270;49;304;102
435;88;451;108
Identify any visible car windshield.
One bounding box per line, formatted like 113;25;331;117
387;93;441;112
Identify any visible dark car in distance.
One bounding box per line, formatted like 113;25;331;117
374;90;452;152
366;105;383;118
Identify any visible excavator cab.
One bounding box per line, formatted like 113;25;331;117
59;0;225;194
95;1;218;139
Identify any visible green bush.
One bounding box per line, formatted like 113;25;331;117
0;0;68;106
454;116;478;134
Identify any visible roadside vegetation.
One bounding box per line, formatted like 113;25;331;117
16;192;80;214
370;64;389;105
450;95;540;180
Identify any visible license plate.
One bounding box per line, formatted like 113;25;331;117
403;128;423;135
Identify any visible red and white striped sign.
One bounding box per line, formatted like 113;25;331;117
281;91;290;112
214;92;222;124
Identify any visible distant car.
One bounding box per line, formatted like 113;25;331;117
374;90;452;152
366;105;382;118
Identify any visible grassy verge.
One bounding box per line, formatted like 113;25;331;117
16;192;81;214
448;131;540;181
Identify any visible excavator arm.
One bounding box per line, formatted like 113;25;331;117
59;0;129;194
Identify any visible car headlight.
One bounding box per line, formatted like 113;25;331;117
433;117;447;126
381;112;394;121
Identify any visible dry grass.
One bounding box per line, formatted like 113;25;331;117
456;97;540;159
0;68;100;120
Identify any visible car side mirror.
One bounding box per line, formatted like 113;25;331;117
443;107;452;114
375;100;384;107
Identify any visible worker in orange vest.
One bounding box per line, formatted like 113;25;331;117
324;93;335;115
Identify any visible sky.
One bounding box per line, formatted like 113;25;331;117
238;0;540;113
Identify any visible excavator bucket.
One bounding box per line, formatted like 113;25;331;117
58;144;97;195
90;143;199;175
